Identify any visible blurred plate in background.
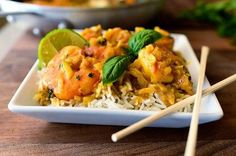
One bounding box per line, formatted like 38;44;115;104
0;0;164;30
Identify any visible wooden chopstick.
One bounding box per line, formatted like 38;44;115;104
184;46;209;156
111;73;236;142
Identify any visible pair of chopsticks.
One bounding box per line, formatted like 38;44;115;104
111;46;236;154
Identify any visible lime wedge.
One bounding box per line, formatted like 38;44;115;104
38;29;88;69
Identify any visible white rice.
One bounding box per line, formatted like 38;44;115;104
45;83;192;112
85;93;168;111
47;89;193;112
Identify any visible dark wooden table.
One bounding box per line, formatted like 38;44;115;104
0;1;236;155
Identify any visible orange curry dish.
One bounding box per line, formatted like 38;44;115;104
25;0;137;7
35;25;193;111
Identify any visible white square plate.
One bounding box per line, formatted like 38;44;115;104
8;34;223;128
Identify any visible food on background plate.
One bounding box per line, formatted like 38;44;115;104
25;0;137;8
34;25;194;111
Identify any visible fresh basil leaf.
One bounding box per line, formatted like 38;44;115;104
102;55;131;84
102;29;162;85
128;29;162;55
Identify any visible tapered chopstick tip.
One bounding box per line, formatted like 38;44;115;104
202;45;209;50
111;134;118;142
202;46;210;54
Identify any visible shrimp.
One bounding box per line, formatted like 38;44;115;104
42;46;100;100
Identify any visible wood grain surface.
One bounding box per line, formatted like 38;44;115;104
0;1;236;155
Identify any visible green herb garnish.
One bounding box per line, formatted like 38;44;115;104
47;88;55;99
128;29;162;56
76;75;80;80
102;29;162;84
180;0;236;44
88;73;94;78
98;37;107;45
102;55;131;84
